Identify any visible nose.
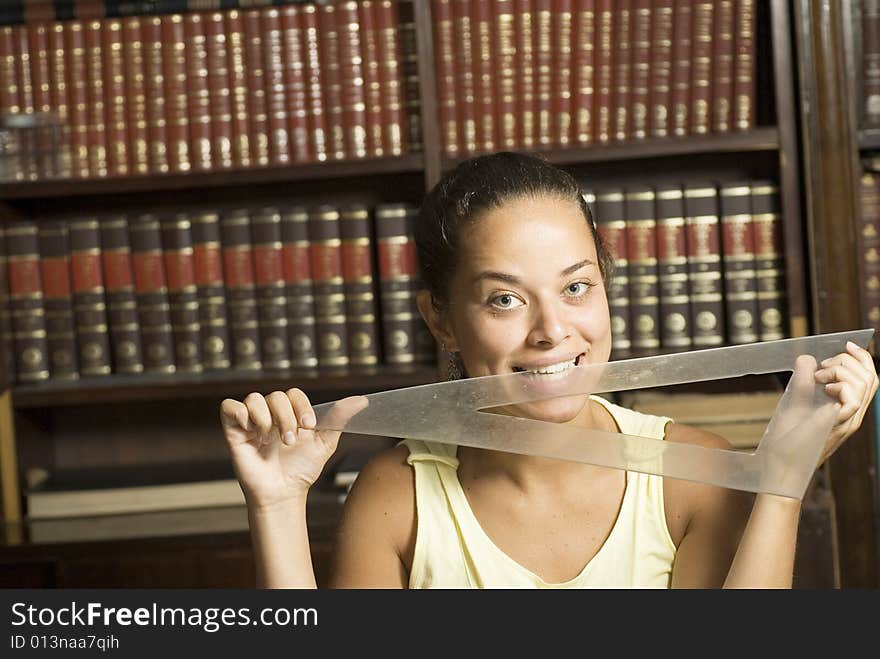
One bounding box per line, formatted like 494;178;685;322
527;298;571;347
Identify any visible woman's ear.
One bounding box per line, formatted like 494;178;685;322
416;289;459;352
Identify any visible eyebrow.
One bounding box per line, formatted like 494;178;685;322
474;259;595;285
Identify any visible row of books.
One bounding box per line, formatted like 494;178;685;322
858;163;880;340
0;0;422;182
433;0;758;158
862;0;880;130
582;179;787;356
0;201;437;385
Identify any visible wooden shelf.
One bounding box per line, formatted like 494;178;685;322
0;153;425;201
12;364;439;408
441;128;781;171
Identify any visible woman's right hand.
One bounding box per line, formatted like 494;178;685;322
220;388;368;511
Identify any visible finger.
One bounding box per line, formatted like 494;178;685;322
846;341;876;373
788;355;819;406
243;392;273;437
266;390;298;446
286;388;315;429
818;353;872;386
823;382;861;422
320;395;370;431
220;398;251;433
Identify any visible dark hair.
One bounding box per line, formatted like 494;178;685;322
415;151;613;308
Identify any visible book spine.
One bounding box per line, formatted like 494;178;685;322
189;209;231;370
225;9;252;169
122;17;149;175
613;0;632;142
625;186;660;351
593;0;613;144
712;0;734;133
397;0;420;152
474;0;497;152
683;183;724;347
261;7;292;166
242;9;270;167
358;0;383;158
101;17;128;177
751;180;786;341
129;213;176;374
142;15;169;174
82;19;108;178
68;217;112;375
160;212;203;373
670;0;692;136
280;205;318;369
302;3;328;162
629;0;651;140
719;182;759;344
655;184;692;349
220;208;262;371
533;0;552;147
572;0;594;146
98;214;144;374
650;0;674;138
0;227;15;388
183;12;211;172
551;0;572;147
280;4;310;162
375;203;417;365
48;22;69;127
0;26;20;115
689;0;712;135
340;203;380;367
515;0;536;149
250;205;291;370
7;220;50;382
433;0;458;157
595;189;631;358
204;11;233;170
308;205;349;369
28;22;57;178
453;0;477;154
733;0;755;131
337;0;368;160
496;0;518;149
8;25;37;181
859;172;880;334
161;13;191;173
319;2;347;161
62;20;90;177
13;24;34;114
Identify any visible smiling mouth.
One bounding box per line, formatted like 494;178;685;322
512;353;586;378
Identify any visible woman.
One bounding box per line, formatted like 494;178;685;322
220;152;879;588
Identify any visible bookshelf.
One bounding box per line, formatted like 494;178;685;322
0;0;856;588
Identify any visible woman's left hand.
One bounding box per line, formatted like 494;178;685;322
813;340;880;463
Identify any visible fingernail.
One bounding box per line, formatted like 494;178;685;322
821;358;830;366
301;413;315;428
283;430;296;444
846;341;857;350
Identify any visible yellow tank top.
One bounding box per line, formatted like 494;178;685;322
400;395;677;588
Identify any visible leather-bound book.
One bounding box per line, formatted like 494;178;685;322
224;9;252;169
375;203;417;365
683;183;724;347
593;0;613;144
161;13;191;173
433;0;458;157
859;172;880;335
472;0;497;152
121;17;149;175
397;0;421;152
0;227;15;388
625;186;660;352
98;214;145;374
6;220;50;382
142;15;169;174
340;203;380;368
204;11;234;170
83;19;108;177
358;0;384;158
515;0;537;149
27;22;57;178
613;0;632;142
220;208;262;371
250;205;292;371
183;13;212;172
533;0;552;147
279;205;319;369
719;182;759;344
261;7;292;166
655;184;692;349
302;2;329;162
13;24;33;113
68;217;112;375
649;0;674;138
242;9;270;167
62;20;90;177
572;0;595;146
48;23;70;172
751;180;787;341
337;0;368;160
308;205;350;369
451;0;476;154
689;0;713;135
733;0;755;131
160;212;203;373
712;0;734;133
496;0;518;149
190;209;231;371
595;188;632;358
101;17;129;177
629;0;651;140
551;0;573;147
280;5;311;162
318;2;347;160
670;0;692;137
0;26;19;116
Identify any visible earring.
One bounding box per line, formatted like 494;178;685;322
442;343;462;381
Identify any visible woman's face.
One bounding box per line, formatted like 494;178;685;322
442;194;613;424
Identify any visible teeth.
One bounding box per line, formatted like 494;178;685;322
528;358;577;375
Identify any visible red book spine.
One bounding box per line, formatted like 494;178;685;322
189;210;231;371
720;182;759;344
250;206;292;370
751;181;786;341
375;203;418;365
689;0;713;135
220;208;262;371
27;22;51;115
572;0;595;146
649;0;674;138
101;17;129;177
48;22;69;126
184;12;212;172
308;205;350;368
280;205;318;369
98;214;145;374
337;0;368;159
340;203;380;367
712;0;734;133
595;189;632;357
319;2;347;160
204;11;234;170
68;217;112;375
161;13;191;173
670;0;692;137
357;0;384;157
302;3;328;162
625;186;660;351
142;15;169;174
83;19;108;177
6;220;50;383
683;183;724;347
655;184;692;349
261;7;292;166
122;17;150;176
433;0;458;157
63;20;90;178
860;173;880;334
733;0;755;131
161;213;204;373
613;0;632;142
551;0;573;147
593;0;613;144
38;222;79;380
629;0;652;140
533;0;552;147
515;0;536;149
225;9;252;169
496;0;518;149
13;24;34;114
241;9;270;167
0;27;20;115
375;0;407;156
280;5;311;162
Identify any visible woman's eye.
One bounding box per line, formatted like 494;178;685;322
491;293;522;309
565;282;591;296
